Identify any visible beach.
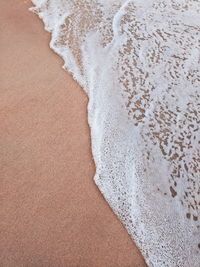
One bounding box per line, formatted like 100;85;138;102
0;1;146;266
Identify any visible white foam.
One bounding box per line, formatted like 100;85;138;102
30;1;200;266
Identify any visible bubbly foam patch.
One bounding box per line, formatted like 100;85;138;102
30;1;200;266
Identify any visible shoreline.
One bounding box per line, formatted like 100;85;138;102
0;1;146;266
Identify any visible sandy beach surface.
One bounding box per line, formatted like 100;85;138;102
0;1;146;266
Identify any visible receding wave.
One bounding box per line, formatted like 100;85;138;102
30;1;200;266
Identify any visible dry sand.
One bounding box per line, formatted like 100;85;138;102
0;1;146;266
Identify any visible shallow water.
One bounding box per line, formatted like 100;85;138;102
30;1;200;266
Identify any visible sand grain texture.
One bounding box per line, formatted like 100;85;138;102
0;1;146;266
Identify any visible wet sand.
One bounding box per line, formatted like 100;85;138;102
0;1;146;266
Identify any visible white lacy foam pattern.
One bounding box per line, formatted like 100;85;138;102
30;1;200;266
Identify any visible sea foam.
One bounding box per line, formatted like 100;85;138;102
30;1;200;266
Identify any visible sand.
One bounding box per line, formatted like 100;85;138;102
0;1;146;266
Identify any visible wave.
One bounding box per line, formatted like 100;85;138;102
30;1;200;266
